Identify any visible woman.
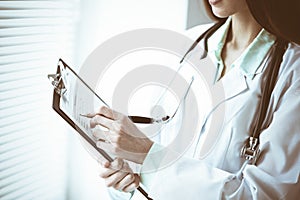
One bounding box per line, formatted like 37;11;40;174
91;0;300;199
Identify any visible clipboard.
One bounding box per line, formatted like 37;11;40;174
48;58;153;200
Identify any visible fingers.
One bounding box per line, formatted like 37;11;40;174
98;106;123;121
99;158;124;178
90;107;132;135
92;128;109;142
90;114;113;129
99;158;139;192
82;107;117;119
91;106;152;164
93;128;123;149
90;108;127;130
104;170;128;188
102;160;110;168
114;173;140;192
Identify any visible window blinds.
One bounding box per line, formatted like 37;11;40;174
0;1;79;199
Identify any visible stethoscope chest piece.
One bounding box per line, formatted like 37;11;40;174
240;136;260;165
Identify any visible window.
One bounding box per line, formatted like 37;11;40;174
0;1;79;199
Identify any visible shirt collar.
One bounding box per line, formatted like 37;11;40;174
208;17;276;80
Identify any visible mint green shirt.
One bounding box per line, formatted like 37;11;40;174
209;17;276;81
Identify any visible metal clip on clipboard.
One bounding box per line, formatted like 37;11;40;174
48;73;64;95
48;59;153;200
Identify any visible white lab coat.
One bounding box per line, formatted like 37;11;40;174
138;25;300;200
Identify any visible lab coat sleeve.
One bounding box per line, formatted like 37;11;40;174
140;79;300;199
140;143;242;199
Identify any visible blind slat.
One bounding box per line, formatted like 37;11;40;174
0;44;72;57
0;105;47;127
0;1;73;9
0;18;74;28
0;158;45;181
0;116;47;136
0;34;73;47
0;175;66;200
0;10;74;19
0;142;66;173
0;60;56;72
0;147;46;172
0;53;71;67
0;26;74;37
0;77;49;93
0;67;50;82
0;126;40;145
0;95;46;110
0;62;55;74
0;84;47;101
0;171;57;199
0;134;42;155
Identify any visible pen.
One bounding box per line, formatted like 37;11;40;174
80;113;169;124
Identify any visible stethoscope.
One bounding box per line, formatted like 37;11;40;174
180;28;285;169
127;29;261;167
182;41;259;164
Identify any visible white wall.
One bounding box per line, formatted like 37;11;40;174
186;0;213;29
75;0;188;66
68;1;189;200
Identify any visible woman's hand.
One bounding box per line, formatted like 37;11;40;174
99;158;140;192
90;106;153;164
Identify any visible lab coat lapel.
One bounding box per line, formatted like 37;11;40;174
221;68;248;100
199;65;249;136
213;66;249;120
198;67;248;158
220;66;249;118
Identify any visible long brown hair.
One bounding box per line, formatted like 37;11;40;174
202;0;300;44
246;0;300;45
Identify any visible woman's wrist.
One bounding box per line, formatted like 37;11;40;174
137;139;154;164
